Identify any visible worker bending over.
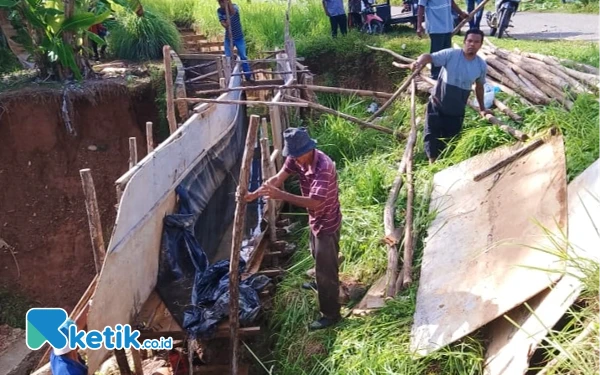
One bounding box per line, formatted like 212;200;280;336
410;28;492;164
246;127;343;330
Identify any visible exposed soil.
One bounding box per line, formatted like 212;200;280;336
0;80;160;312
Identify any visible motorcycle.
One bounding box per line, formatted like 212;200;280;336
360;0;385;34
486;0;521;38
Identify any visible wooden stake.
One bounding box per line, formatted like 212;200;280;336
130;349;144;375
367;67;423;121
397;80;418;292
79;169;106;274
473;138;544;182
229;115;261;375
129;137;138;170
114;349;132;375
284;95;404;140
146;122;154;153
163;45;177;134
452;0;491;35
269;106;284;170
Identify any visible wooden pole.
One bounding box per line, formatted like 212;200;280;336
396;80;418;293
452;0;491;35
163;45;177;134
130;349;144;375
473;138;544;182
180;97;308;107
129;137;138;170
79;169;106;274
367;67;423;122
493;99;522;122
146;122;154;153
114;349;132;375
467;102;529;141
229;115;260;375
224;0;236;72
260;120;279;267
284;95;405;140
366;45;415;63
193;84;395;99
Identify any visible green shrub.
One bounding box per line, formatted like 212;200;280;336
107;9;181;61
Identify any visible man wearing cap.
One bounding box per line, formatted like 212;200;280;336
50;304;89;375
246;127;342;330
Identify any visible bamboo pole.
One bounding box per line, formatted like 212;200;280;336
129;137;138;170
396;79;418;292
163;45;177;134
367;67;423;121
229;115;260;375
452;0;491;35
79;169;106;274
146;122;154;153
260;121;278;266
181;97;308;107
284;95;404;140
366;45;415;63
192;84;395;99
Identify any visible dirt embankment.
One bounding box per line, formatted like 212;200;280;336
0;81;159;312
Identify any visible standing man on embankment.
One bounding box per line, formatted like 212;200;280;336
410;29;491;164
323;0;348;37
217;0;253;81
417;0;469;79
246;127;343;330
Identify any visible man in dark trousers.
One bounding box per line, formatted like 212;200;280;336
246;127;343;330
323;0;348;37
410;29;492;163
417;0;468;79
217;0;252;81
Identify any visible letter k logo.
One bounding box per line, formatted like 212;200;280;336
26;308;69;350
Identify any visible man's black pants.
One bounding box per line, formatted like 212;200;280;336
309;228;341;320
429;33;452;79
424;101;464;160
329;14;348;37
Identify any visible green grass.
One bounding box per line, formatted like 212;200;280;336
106;8;182;61
0;288;36;329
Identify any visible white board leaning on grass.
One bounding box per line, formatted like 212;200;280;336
483;158;600;375
410;134;568;356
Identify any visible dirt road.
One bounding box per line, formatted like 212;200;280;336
479;11;599;41
394;9;599;41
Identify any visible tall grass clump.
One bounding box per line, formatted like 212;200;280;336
141;0;197;28
107;9;181;61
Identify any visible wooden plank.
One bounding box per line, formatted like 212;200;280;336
483;159;600;375
79;169;106;274
163;46;177;134
410;134;567;355
352;275;387;314
84;75;244;374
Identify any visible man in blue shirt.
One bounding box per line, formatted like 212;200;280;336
417;0;468;79
217;0;252;81
410;29;492;163
323;0;347;37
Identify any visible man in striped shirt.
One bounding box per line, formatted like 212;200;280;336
217;0;252;81
246;127;343;330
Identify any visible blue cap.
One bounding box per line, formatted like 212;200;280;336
282;127;317;158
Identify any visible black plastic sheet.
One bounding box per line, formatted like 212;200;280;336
156;105;270;339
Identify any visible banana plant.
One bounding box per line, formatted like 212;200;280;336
0;0;143;80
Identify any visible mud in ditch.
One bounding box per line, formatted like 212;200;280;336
0;81;160;312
